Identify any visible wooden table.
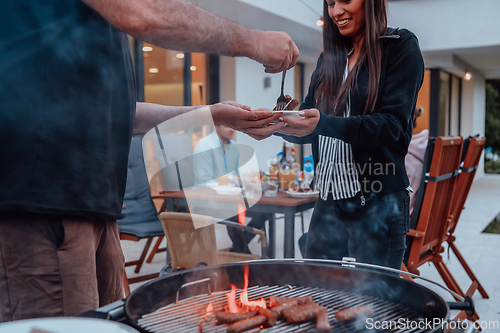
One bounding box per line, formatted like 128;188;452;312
161;188;318;258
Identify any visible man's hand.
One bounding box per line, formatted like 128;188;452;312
210;103;284;140
219;101;251;111
253;31;300;73
277;108;320;137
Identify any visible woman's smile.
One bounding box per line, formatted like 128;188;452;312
327;0;365;41
336;18;351;26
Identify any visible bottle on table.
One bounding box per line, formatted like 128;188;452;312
278;142;295;191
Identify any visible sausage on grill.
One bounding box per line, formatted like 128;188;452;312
215;310;257;324
269;295;312;308
316;308;332;332
270;300;302;317
226;315;267;333
335;305;373;322
282;302;325;323
257;307;279;326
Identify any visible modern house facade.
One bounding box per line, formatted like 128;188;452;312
131;0;500;177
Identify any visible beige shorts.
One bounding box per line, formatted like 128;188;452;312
0;213;124;322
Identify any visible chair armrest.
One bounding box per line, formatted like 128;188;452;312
407;229;425;238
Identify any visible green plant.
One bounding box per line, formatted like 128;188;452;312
483;214;500;234
486;81;500;153
484;159;500;174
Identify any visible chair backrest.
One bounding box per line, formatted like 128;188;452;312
447;136;486;235
409;138;435;230
120;135;160;225
160;212;218;269
407;136;463;268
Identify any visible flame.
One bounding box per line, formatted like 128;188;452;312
237;204;246;226
225;265;266;313
239;266;266;309
226;285;239;313
205;302;214;319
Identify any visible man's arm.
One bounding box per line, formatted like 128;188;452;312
133;102;284;136
80;0;299;73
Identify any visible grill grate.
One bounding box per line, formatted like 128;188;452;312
138;285;432;333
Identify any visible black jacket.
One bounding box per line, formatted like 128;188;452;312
279;28;425;195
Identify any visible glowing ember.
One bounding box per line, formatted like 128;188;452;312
226;285;239;313
240;266;266;309
205;302;214;319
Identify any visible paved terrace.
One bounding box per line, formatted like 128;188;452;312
122;174;500;331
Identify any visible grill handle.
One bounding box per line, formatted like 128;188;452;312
176;277;212;304
448;296;475;317
247;259;466;301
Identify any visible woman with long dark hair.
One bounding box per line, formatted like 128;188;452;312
277;0;424;269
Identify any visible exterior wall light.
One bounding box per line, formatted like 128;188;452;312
464;70;472;81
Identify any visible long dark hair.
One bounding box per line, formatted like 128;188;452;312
315;0;387;116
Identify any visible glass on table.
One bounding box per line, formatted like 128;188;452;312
217;174;229;186
264;178;278;197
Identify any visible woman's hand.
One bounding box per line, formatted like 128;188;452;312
277;108;320;137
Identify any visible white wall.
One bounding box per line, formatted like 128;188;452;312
220;56;236;102
387;0;496;177
387;0;500;52
460;70;486;178
238;0;322;32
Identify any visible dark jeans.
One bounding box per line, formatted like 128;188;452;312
227;211;270;254
305;190;410;270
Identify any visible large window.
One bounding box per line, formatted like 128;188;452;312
415;69;462;137
414;70;431;134
141;43;209;107
294;62;305;104
128;38;216;106
128;39;219;194
143;43;186;106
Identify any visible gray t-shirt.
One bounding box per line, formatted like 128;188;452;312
0;0;136;219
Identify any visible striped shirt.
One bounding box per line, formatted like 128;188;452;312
316;59;361;201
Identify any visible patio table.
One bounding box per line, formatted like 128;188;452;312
160;188;317;258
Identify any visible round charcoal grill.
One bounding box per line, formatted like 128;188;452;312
124;260;474;333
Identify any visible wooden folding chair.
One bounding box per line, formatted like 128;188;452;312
403;136;482;322
403;136;463;290
445;136;488;302
160;212;266;272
